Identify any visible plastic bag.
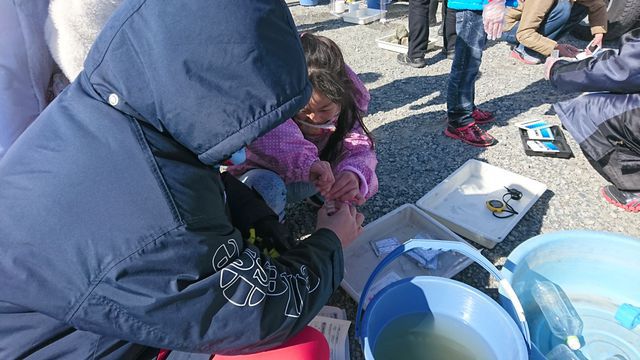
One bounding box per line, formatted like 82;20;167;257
483;0;506;40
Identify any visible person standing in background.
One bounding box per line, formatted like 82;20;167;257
397;0;433;68
444;0;517;147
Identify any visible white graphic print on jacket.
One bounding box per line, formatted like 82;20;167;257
212;238;320;318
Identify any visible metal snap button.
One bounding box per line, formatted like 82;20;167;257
108;93;119;106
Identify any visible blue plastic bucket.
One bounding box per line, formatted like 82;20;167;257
501;231;640;359
299;0;319;6
356;240;531;359
366;0;381;9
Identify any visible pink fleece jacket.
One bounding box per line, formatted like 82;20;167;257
228;66;378;199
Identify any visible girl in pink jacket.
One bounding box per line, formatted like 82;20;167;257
228;33;378;220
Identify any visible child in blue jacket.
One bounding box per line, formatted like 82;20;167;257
445;0;517;146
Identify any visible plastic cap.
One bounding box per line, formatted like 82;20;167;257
615;303;640;330
566;336;581;350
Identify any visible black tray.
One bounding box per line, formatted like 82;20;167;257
519;125;574;159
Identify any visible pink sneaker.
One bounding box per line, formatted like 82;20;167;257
510;48;542;65
471;108;496;124
444;123;498;147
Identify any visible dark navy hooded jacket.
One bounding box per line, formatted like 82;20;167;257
551;28;640;191
0;0;344;358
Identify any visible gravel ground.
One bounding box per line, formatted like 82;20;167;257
284;2;639;359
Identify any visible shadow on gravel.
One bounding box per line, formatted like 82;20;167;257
297;17;357;33
358;72;383;84
452;189;554;300
478;79;577;126
368;76;577;125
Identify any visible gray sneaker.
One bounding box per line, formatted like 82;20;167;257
510;45;542;65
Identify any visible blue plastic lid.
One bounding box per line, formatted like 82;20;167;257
615;303;640;329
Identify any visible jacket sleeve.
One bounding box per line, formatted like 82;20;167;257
515;0;558;56
580;0;607;35
242;120;320;183
334;122;378;199
550;29;640;93
69;217;343;355
333;65;378;199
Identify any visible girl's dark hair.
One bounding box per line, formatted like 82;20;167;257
300;33;374;163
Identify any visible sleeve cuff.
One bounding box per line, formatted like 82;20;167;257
342;166;368;197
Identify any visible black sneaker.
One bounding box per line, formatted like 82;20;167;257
601;185;640;212
397;54;427;68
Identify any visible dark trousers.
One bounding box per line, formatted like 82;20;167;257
442;0;457;53
408;0;431;59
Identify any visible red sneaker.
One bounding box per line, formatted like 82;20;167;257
601;185;640;212
471;108;495;124
444;123;498;147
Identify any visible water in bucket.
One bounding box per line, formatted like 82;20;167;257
373;312;495;360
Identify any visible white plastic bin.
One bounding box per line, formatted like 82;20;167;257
416;159;547;248
341;204;476;303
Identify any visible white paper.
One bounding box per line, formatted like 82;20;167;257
317;305;348;320
309;308;351;360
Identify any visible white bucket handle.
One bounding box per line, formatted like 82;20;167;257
355;239;531;349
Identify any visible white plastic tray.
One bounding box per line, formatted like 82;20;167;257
342;8;384;25
375;34;438;54
416;159;547;249
341;204;476;303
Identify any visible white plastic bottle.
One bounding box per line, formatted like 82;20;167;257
546;344;579;360
531;280;584;350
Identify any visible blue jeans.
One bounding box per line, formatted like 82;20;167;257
502;0;586;58
238;169;317;221
446;10;485;128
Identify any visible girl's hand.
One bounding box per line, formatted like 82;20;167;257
327;171;362;203
309;160;335;196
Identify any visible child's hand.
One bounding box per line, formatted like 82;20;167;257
327;171;363;204
309;160;335;196
316;202;364;248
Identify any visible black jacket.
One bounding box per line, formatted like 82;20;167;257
551;28;640;190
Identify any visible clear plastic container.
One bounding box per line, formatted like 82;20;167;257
336;0;386;24
532;280;584;350
546;344;580;360
330;0;346;15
